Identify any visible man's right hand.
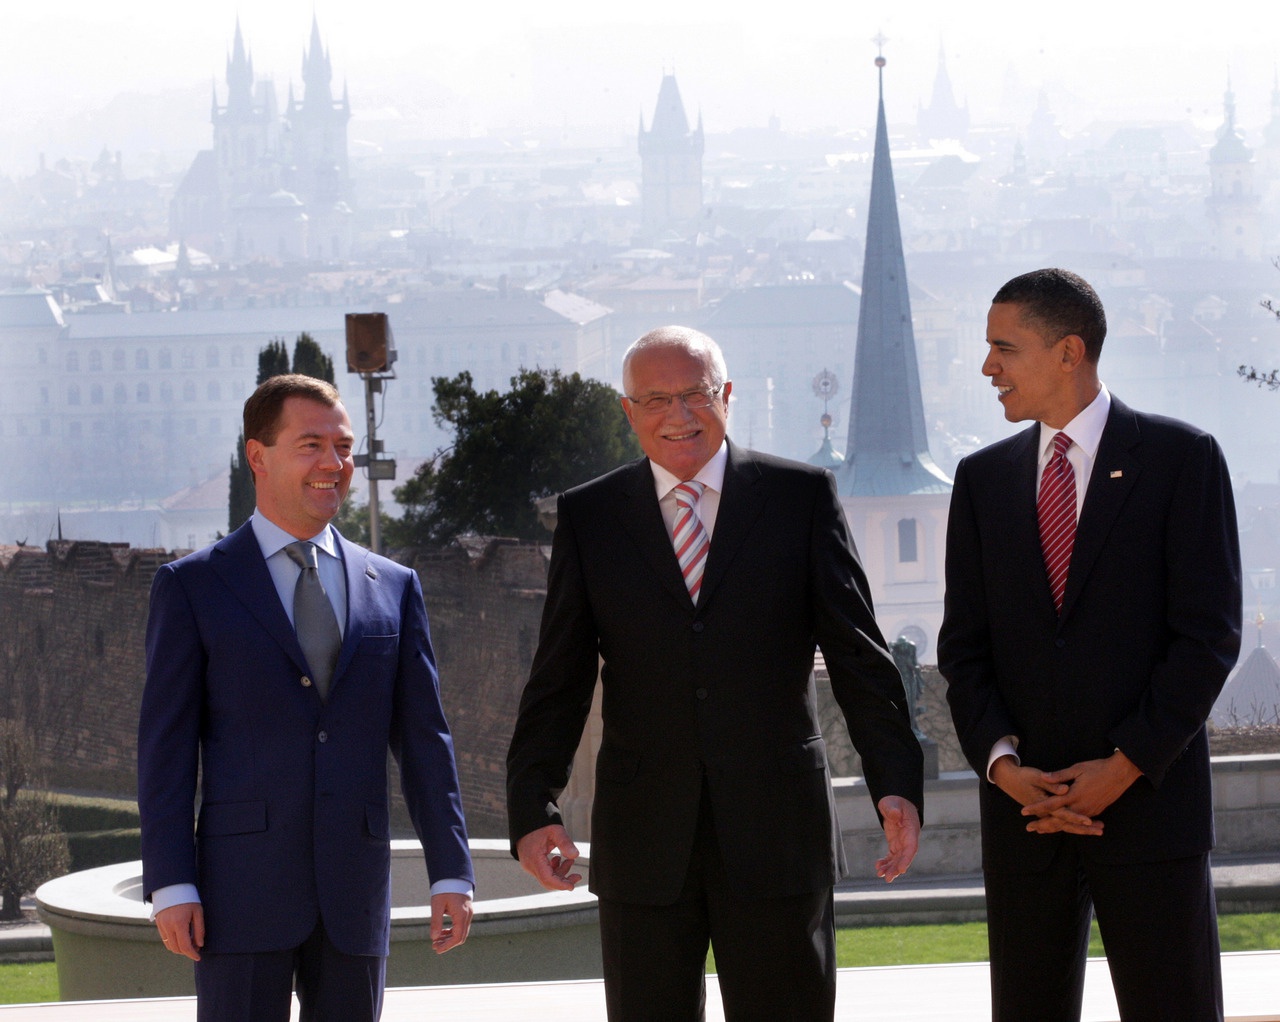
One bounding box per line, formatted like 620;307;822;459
990;755;1103;836
155;902;204;961
515;824;582;891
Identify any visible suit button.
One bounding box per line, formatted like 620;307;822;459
696;688;708;700
301;676;313;687
691;622;704;633
317;731;329;743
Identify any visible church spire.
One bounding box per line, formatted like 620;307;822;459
834;44;950;497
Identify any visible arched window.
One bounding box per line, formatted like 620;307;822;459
137;382;150;403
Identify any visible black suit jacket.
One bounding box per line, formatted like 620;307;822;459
507;442;924;905
938;397;1241;873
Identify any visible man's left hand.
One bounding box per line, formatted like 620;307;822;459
875;795;921;883
429;891;473;954
1021;750;1143;833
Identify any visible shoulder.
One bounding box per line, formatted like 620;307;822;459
562;457;648;505
1111;398;1225;460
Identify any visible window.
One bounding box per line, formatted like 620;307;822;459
136;349;150;370
67;351;80;372
90;384;104;405
113;349;126;371
897;518;918;563
113;382;127;404
207;346;220;368
183;381;197;403
207;381;221;402
137;382;150;403
158;348;172;370
88;350;102;372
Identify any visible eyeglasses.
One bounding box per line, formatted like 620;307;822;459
625;386;723;414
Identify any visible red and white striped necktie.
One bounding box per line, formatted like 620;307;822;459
1038;431;1077;615
671;481;710;603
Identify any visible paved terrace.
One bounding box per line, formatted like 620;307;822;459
0;954;1277;1020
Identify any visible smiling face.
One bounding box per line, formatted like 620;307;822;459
622;340;731;481
246;396;355;539
982;302;1091;429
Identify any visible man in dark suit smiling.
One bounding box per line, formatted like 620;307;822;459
939;269;1242;1021
507;326;924;1021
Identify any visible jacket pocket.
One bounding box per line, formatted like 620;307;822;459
198;800;267;836
778;736;828;773
365;802;390;840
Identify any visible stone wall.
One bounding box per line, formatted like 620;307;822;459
0;538;550;839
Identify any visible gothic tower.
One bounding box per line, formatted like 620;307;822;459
211;19;280;205
834;50;951;663
285;16;352;208
916;41;970;143
1206;75;1261;261
638;74;704;235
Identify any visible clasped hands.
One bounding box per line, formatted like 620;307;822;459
992;749;1142;836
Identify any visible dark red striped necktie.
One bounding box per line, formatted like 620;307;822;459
1038;432;1077;615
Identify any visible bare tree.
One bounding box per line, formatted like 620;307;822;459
0;719;70;920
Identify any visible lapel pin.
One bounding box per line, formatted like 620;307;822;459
1109;470;1123;478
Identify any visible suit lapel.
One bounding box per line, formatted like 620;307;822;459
1003;424;1052;602
698;441;766;609
210;523;309;673
1059;399;1141;621
615;459;694;608
332;532;377;688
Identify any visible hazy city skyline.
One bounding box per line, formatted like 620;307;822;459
4;0;1278;176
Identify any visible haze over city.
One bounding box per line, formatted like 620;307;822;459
3;0;1278;175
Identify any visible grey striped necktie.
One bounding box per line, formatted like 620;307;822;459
284;541;342;701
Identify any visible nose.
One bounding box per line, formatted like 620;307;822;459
318;443;344;470
981;349;998;377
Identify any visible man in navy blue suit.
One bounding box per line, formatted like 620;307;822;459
939;269;1241;1021
139;374;474;1022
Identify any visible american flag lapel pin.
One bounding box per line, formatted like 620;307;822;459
1109;470;1123;478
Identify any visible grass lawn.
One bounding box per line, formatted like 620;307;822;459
4;915;1278;1005
0;962;58;1004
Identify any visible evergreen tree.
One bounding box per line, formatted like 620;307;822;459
229;335;337;531
391;368;641;546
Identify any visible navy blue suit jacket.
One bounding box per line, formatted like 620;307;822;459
939;397;1242;872
138;522;473;956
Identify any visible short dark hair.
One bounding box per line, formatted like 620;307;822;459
243;374;342;447
992;268;1107;363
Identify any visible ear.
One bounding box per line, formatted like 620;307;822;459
245;438;268;478
721;380;733;405
1059;334;1088;371
621;396;639;432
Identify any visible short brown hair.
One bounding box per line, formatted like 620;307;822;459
243;374;342;447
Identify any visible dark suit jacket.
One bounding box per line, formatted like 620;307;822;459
938;397;1241;873
507;441;924;905
138;522;473;956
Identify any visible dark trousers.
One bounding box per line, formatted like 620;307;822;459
984;844;1222;1022
194;918;386;1022
598;790;836;1022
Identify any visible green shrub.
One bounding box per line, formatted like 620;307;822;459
65;828;142;872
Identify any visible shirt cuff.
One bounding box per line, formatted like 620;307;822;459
429;879;474;899
149;883;201;918
986;736;1020;782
